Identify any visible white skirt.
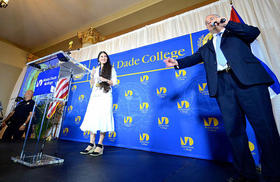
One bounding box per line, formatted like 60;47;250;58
80;90;114;134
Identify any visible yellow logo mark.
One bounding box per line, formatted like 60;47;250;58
198;83;207;92
79;94;85;101
180;137;194;146
158;117;169;125
74;74;83;79
113;104;118;110
75;116;81;123
198;33;213;48
67;105;73;112
156;87;167;94
83;131;90;136
71;85;77;91
124;116;132;124
140;102;149;110
117;79;120;85
125;90;133;97
140;75;149;82
175;70;186;78
177;101;190;109
108;131;117;138
63;128;69;135
248;141;255;152
204;117;219;127
140;133;150;141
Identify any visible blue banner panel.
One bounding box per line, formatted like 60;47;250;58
34;67;60;96
59;30;260;164
19;58;59;97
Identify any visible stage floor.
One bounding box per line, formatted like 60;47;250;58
0;140;237;182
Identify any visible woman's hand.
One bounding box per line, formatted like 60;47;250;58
100;77;113;85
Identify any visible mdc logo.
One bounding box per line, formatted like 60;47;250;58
78;94;85;102
114;79;120;88
180;137;194;151
63;128;69;136
108;131;117;142
139;133;150;146
198;83;209;95
156;87;167;98
248;141;256;155
158;117;169;129
177;100;190;113
124;116;133;127
140;75;149;85
175;70;187;80
36;79;43;88
125;90;133;100
139;102;149;113
83;131;90;139
73;73;84;81
204;117;219;131
113;104;118;113
204;117;219;126
67;105;73;113
198;33;213;48
71;85;77;92
75;116;81;125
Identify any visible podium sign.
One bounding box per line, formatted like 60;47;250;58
34;67;60;96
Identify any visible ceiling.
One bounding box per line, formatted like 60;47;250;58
0;0;214;53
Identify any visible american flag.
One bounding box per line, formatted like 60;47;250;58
47;77;70;119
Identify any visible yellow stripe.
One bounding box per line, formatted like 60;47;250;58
190;33;194;54
72;67;174;84
117;67;173;78
72;80;90;84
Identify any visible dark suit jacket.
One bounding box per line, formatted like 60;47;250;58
176;21;274;97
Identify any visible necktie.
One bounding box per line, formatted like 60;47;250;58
216;32;227;66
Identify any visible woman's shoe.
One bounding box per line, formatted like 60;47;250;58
89;144;104;156
80;143;96;154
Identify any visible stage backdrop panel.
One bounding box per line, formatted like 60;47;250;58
59;29;260;164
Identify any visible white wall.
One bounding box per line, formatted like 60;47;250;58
0;40;28;115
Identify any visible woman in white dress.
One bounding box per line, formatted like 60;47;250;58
80;51;117;156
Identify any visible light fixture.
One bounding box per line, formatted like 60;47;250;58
0;0;9;8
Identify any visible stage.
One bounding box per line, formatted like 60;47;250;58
0;140;238;182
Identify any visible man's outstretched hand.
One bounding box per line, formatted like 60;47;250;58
163;58;178;67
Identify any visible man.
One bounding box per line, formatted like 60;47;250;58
164;14;280;182
1;90;35;142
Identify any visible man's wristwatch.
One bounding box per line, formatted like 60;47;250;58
23;123;26;126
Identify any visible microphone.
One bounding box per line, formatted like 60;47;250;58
211;18;226;26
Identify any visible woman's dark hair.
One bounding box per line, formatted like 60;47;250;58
98;51;112;93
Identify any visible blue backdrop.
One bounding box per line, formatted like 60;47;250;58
59;29;260;164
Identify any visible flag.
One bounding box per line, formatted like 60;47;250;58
230;6;280;98
47;77;69;119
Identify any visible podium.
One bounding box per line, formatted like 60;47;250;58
11;51;90;167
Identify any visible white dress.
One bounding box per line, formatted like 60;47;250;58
80;66;117;134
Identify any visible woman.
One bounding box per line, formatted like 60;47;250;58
80;51;117;156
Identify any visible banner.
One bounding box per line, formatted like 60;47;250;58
60;29;260;163
34;67;60;96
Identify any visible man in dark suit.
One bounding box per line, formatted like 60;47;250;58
164;14;280;182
